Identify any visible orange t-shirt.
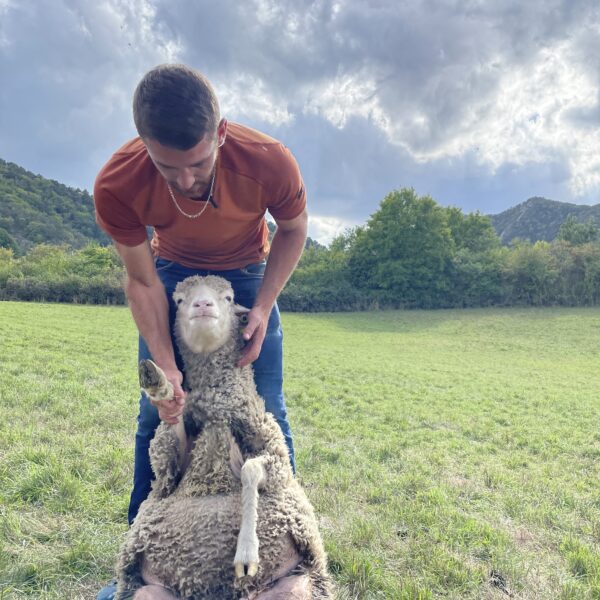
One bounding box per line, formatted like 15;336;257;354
94;123;306;270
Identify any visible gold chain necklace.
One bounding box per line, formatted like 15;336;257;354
167;169;216;219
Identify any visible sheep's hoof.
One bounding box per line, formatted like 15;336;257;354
235;562;259;578
139;359;164;389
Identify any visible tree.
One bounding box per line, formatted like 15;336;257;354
552;242;600;305
0;227;19;253
347;188;454;307
447;247;508;307
557;215;598;245
505;241;559;305
72;244;123;277
445;207;500;253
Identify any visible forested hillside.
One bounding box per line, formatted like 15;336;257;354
4;188;599;311
489;196;600;244
0;158;323;254
0;159;109;253
2;155;600;311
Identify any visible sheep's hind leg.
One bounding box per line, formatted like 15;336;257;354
234;457;267;578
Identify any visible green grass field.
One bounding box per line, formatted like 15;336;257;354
1;301;599;599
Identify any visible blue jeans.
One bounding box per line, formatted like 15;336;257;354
127;257;295;524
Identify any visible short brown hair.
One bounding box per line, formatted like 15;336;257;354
133;64;220;150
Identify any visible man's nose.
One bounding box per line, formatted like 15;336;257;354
176;169;195;190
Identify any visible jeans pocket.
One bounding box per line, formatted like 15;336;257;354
155;257;176;272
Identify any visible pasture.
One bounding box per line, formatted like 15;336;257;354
0;301;599;599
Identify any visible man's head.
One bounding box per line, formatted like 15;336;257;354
134;64;227;198
133;64;220;150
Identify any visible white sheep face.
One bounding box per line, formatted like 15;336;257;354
173;275;248;354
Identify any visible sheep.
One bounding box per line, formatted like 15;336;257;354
115;274;333;600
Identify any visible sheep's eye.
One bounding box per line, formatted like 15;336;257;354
225;295;232;302
239;314;249;325
175;298;183;305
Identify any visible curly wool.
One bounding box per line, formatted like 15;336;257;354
115;276;332;600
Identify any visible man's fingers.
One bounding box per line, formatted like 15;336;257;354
238;350;258;368
160;414;180;425
242;309;265;341
242;322;257;341
156;394;185;423
237;338;261;367
238;308;268;366
166;397;184;411
159;410;182;424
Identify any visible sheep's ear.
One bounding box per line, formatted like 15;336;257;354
234;304;250;325
173;292;184;307
234;303;250;316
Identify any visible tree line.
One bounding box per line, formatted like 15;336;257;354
0;244;125;305
1;188;600;311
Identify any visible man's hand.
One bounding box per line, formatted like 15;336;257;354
115;240;186;423
235;209;307;369
153;368;186;424
238;306;269;367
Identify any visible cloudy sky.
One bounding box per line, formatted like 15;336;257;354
1;0;599;244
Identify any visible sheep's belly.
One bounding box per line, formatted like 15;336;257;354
133;493;295;599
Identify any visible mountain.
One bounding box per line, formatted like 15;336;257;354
488;196;600;244
0;158;109;253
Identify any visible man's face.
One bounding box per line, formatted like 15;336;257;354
144;119;227;199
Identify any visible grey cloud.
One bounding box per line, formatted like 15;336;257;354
274;113;409;222
279;111;574;223
1;0;599;243
0;0;176;186
565;103;600;129
152;0;599;155
333;0;595;152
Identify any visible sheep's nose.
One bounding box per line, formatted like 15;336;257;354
192;299;214;308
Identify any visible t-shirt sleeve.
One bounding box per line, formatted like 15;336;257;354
266;145;307;221
94;175;148;247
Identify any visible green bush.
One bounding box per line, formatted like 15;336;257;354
0;244;125;304
279;281;376;312
445;248;508;308
6;198;600;311
504;241;559;306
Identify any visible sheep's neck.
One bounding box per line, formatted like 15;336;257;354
178;329;266;449
180;335;242;387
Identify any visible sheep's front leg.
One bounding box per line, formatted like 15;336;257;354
139;359;186;456
234;457;267;578
139;359;174;404
140;359;187;497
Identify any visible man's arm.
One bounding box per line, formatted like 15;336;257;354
114;240;185;423
238;208;308;367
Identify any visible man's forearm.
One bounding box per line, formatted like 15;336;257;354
254;221;307;312
124;276;177;371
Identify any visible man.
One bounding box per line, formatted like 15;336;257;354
94;64;307;600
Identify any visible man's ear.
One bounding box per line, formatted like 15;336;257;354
218;118;228;146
